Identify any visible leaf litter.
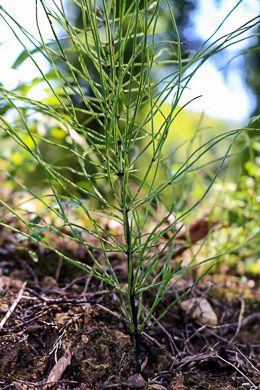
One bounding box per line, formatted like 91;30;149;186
0;219;259;390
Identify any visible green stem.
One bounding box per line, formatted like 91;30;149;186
125;209;141;373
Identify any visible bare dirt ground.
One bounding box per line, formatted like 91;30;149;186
0;227;260;390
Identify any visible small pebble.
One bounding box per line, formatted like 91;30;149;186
42;276;58;288
126;374;146;387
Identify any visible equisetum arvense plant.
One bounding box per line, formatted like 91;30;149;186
0;0;258;371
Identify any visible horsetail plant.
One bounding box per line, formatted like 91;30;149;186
0;0;259;372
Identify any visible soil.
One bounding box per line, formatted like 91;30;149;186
0;230;260;389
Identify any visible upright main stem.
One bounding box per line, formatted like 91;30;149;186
117;133;141;371
125;209;142;373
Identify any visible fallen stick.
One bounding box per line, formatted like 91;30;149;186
0;281;27;330
43;348;72;389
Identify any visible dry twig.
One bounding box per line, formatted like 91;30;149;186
0;281;27;330
230;298;245;343
214;349;257;388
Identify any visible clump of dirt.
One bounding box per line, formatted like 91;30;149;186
0;297;135;387
68;323;134;386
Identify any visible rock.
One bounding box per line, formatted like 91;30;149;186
11;279;23;289
42;276;59;288
126;374;146;388
182;297;218;326
0;274;10;291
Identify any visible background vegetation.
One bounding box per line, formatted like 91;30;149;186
0;0;259;334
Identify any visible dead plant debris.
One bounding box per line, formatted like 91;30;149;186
0;226;259;390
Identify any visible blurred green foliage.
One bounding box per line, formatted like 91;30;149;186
0;0;259;280
203;141;260;277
